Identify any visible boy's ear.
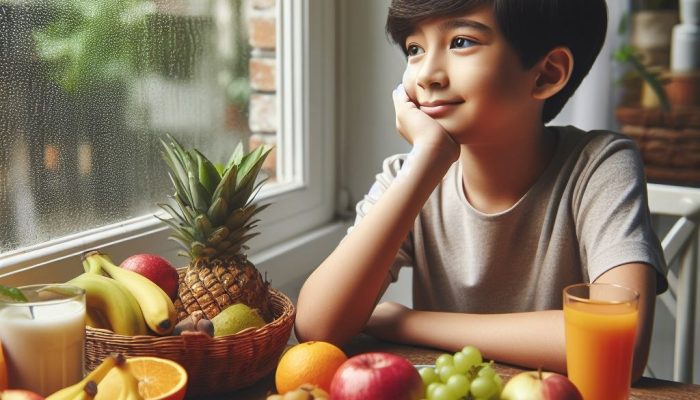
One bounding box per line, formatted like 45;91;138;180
531;47;574;100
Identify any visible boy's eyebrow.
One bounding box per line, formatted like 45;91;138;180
438;18;492;35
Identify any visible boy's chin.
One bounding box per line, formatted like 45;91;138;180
436;122;471;143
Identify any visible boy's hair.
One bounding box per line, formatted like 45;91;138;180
386;0;608;123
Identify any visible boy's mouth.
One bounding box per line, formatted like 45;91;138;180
419;100;463;118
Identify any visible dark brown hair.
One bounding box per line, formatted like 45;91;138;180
386;0;608;123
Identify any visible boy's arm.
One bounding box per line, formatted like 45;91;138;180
596;262;657;382
366;262;656;381
294;86;459;345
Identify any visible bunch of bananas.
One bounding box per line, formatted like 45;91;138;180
70;251;177;336
46;353;142;400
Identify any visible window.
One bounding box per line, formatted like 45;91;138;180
0;0;336;277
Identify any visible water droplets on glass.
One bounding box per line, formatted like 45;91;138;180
0;0;255;253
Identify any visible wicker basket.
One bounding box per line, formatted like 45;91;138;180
85;288;295;397
616;106;700;186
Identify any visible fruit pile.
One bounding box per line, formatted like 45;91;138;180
64;247;271;341
420;346;502;400
2;137;287;397
67;135;277;341
69;251;177;337
268;341;425;400
43;353;187;400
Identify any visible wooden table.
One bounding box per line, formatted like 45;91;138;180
202;335;700;400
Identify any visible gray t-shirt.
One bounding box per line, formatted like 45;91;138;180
353;126;667;313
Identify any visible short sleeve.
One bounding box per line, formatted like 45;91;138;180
573;134;668;294
345;154;415;284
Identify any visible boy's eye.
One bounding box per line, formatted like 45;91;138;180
450;37;475;49
406;44;424;56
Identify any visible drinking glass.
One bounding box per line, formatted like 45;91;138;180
0;284;86;396
563;283;639;400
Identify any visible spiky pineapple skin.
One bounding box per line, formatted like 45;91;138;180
175;255;272;322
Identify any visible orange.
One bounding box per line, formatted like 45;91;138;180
275;341;347;394
95;356;187;400
0;337;7;390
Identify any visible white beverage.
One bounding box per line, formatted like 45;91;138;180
0;285;85;396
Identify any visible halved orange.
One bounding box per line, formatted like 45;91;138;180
95;356;188;400
0;337;8;390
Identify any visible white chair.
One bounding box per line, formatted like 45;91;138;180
647;183;700;383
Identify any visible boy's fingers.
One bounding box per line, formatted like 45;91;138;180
392;84;410;103
391;85;401;107
392;85;406;136
392;84;413;114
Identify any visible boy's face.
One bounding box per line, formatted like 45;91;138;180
402;6;542;144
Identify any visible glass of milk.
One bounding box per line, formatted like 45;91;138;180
0;284;86;396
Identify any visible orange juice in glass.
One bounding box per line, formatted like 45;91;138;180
563;283;639;400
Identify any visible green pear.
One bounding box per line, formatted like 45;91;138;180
211;303;266;336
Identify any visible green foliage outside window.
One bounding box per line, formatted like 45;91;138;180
33;0;205;92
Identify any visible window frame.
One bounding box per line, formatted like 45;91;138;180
0;0;337;282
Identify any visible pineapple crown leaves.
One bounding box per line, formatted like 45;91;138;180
158;134;273;259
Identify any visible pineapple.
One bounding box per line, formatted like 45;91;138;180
158;134;273;322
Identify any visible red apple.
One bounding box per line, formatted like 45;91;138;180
0;389;45;400
329;352;423;400
501;370;583;400
120;254;179;300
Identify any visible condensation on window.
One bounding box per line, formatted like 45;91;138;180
0;0;254;253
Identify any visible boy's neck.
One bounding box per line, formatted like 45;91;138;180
459;124;557;214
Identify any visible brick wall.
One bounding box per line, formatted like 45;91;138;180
247;0;277;181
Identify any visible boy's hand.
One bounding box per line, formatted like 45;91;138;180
364;301;413;341
392;84;459;162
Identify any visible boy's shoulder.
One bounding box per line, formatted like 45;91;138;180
552;125;645;189
554;125;639;160
555;125;630;145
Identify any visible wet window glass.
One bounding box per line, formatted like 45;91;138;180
0;0;276;253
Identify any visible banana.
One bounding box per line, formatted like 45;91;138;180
68;273;148;336
85;305;110;330
115;362;144;400
46;353;123;400
82;250;177;335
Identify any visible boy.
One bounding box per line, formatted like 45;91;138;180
295;0;667;380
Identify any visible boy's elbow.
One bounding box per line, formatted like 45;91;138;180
294;315;322;343
294;291;331;343
294;314;344;345
293;325;330;344
295;303;358;346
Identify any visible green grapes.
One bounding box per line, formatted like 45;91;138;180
446;374;470;397
438;365;458;382
470;376;498;398
435;354;454;368
452;352;473;374
477;366;496;379
419;345;503;400
420;366;441;386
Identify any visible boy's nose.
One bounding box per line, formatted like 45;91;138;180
416;54;448;89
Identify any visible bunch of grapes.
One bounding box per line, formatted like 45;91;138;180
419;345;502;400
